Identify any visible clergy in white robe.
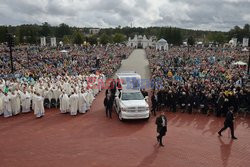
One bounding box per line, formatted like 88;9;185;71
31;91;36;111
34;93;45;118
88;88;95;102
21;90;31;113
0;91;4;115
59;92;69;113
44;88;53;108
69;92;78;116
3;93;12;117
78;90;87;114
63;82;71;95
52;87;62;108
93;83;99;96
10;91;21;115
85;88;94;110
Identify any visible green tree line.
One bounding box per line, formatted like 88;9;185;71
0;22;249;46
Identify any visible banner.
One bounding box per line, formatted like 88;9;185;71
51;37;57;47
243;38;249;47
40;37;46;46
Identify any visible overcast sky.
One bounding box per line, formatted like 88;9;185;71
0;0;249;31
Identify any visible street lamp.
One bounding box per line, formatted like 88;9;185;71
6;33;15;73
242;47;250;75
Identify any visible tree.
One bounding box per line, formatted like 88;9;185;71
0;26;8;43
40;22;51;37
87;35;98;45
207;33;227;44
187;36;195;46
113;33;126;43
72;31;84;45
17;25;39;44
55;23;71;38
62;35;71;44
99;33;112;44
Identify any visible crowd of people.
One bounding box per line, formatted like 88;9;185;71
0;44;132;78
0;44;133;118
147;47;250;116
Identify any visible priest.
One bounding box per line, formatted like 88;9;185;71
10;90;21;115
0;90;4;115
78;89;87;114
21;89;31;113
59;91;69;113
69;90;78;116
34;92;45;118
3;92;12;118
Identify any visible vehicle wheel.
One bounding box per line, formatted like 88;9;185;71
118;111;123;121
145;115;150;121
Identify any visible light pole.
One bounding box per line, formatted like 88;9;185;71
6;33;14;73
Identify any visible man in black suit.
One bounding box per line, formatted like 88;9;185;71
104;95;113;118
151;92;157;116
141;89;148;97
155;111;167;146
218;106;237;139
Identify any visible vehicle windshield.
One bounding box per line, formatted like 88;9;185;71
121;92;144;100
120;78;127;85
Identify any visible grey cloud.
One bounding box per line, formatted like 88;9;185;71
0;0;249;31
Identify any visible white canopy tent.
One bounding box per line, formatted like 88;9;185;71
232;61;247;66
60;50;68;53
156;38;168;51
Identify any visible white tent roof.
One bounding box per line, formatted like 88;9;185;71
232;61;247;66
157;38;167;44
60;50;68;53
242;47;249;52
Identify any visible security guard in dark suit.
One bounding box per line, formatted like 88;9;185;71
155;111;167;146
104;95;113;118
151;92;157;116
218;106;237;139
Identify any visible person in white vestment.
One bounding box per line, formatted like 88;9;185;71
10;91;21;115
30;90;36;111
21;90;31;113
88;88;95;104
93;82;99;96
63;82;72;95
52;86;62;108
0;90;4;115
78;89;87;114
69;91;78;116
59;92;69;113
3;93;12;117
44;87;53;108
34;93;45;118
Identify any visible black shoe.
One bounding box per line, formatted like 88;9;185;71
232;136;238;140
160;143;164;147
218;132;222;136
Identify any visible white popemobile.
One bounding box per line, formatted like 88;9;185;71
114;71;150;121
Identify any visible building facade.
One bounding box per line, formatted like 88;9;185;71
127;35;155;48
